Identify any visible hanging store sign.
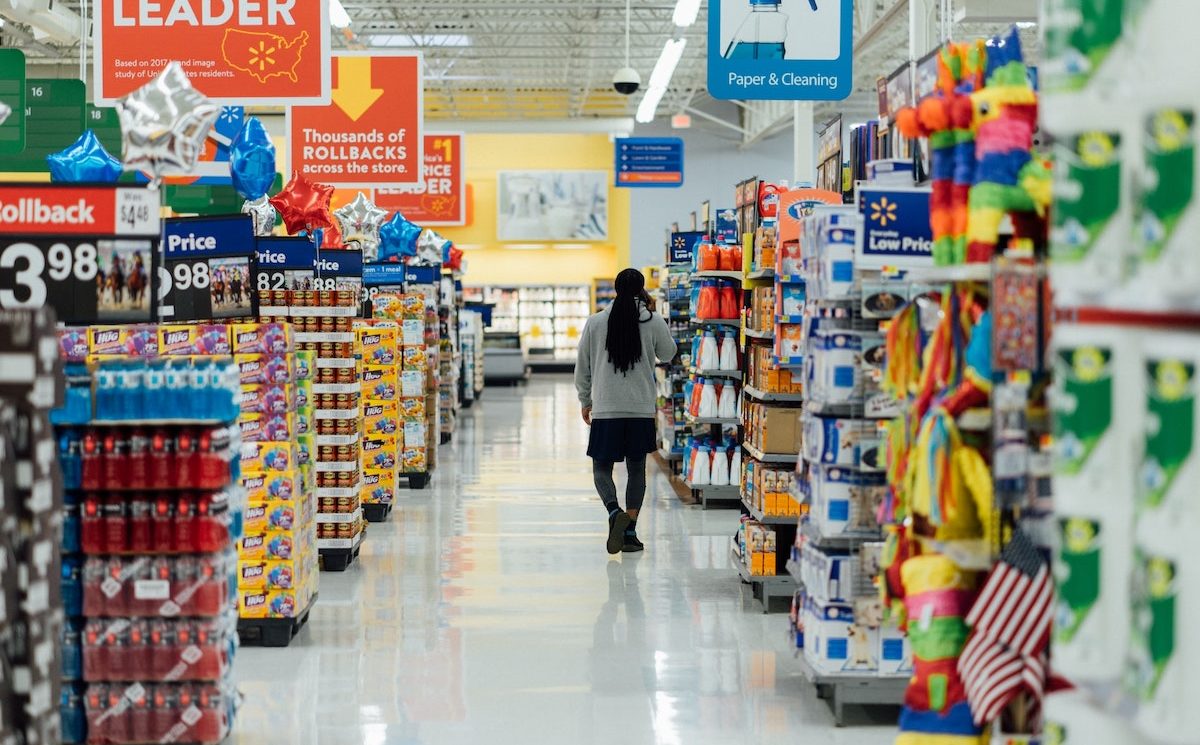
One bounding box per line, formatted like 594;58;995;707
669;231;705;264
93;0;331;105
157;215;258;322
855;186;934;270
615;137;685;188
0;185;159;323
288;53;424;187
708;0;854;101
374;134;466;225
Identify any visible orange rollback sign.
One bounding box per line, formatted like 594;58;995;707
374;134;466;226
93;0;331;105
288;53;424;188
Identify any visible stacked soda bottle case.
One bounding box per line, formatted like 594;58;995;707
372;292;435;487
54;325;243;745
0;309;66;745
353;323;399;519
222;321;318;624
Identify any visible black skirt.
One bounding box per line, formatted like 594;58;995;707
587;417;657;462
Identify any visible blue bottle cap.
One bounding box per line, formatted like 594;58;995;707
750;0;781;5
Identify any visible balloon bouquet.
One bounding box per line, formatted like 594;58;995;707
44;61;445;268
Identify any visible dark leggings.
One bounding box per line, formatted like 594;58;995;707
593;455;647;515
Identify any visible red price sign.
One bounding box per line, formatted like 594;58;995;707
374;134;466;226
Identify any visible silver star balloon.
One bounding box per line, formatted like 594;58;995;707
334;192;388;251
242;196;278;237
116;62;220;180
0;101;11;126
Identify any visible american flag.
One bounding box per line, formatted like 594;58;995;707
958;528;1053;726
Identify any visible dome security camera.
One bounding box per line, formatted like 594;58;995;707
613;67;642;96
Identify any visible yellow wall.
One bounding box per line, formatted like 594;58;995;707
439;133;628;286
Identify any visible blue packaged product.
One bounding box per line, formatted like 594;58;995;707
164;359;188;416
61;556;83;617
118;361;144;419
188;359;210;419
94;362;117;419
61;621;83;680
144;358;166;413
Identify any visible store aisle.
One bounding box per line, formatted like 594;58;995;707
233;376;896;745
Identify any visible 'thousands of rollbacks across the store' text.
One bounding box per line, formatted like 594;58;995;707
301;129;410;177
726;72;841;90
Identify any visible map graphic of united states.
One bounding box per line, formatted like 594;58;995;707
221;29;309;83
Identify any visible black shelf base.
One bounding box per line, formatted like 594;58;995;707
319;544;361;572
237;592;317;648
363;502;392;523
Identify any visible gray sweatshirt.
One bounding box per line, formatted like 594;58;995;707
575;304;677;419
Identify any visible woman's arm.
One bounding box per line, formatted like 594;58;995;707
652;313;677;362
574;318;594;422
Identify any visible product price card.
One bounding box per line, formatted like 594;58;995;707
156;215;258;322
0;184;160;324
255;236;318;296
315;248;363;295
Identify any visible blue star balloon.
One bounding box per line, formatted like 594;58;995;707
47;130;123;183
229;116;276;200
378;212;421;263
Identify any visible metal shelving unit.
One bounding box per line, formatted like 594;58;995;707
795;653;908;727
690;317;741;327
730;542;797;613
742;441;799;464
686;482;740;509
742;497;798;527
743;385;804;403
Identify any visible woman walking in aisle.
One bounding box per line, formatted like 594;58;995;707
575;268;677;554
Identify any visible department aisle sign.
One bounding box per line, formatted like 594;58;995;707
288;52;424;187
708;0;854;101
855;186;934;270
615;138;684;188
93;0;331;104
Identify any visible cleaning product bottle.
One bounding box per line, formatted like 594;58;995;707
699;378;719;418
692;445;711;485
730;446;742;486
711;447;730;486
719;332;739;371
718;382;737;419
723;0;791;60
699;331;719;370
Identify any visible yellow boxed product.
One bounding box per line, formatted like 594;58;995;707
239;587;308;619
238;383;295;415
239;412;298;442
234;353;293;385
402;345;427;370
295;378;312;409
296;405;313;436
158;324;231;356
398;396;425;419
400;370;423;397
294;350;315;381
88;325;159;358
238;529;300;561
401;319;424;345
361;365;398;402
357;327;399;365
361;468;397;504
401;446;427;473
240;441;298;473
401;294;424;319
362;401;399;436
230;322;292;354
763;530;778;576
361;435;398;471
238;557;307;591
242;496;305;535
296;432;315;468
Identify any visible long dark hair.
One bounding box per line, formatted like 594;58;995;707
606;268;647;374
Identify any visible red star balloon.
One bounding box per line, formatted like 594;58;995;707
269;172;335;235
320;223;344;248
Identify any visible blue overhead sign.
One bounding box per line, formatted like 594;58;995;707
708;0;854;101
615;138;684;188
855;186;934;270
163;215;253;257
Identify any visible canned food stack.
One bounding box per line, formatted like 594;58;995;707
373;291;434;488
53;327;243;745
229;321;318;630
0;309;66;745
284;290;365;572
355;324;400;522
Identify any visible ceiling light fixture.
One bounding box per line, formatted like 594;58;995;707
636;38;686;123
673;0;702;27
329;0;351;28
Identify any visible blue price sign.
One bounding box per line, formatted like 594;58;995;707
855;186;934;270
362;263;408;287
669;231;705;264
255;236;317;296
615;137;684;188
708;0;854;101
157;215;256;321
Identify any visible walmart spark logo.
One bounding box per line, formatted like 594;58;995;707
870;196;898;226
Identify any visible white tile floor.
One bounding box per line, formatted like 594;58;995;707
232;376;899;744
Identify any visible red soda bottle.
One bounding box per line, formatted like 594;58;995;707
81;494;104;554
102;430;129;490
127;428;149;490
82;619;105;681
174;494;195;554
82;429;102;489
174;430;197;490
195;683;224;743
103;494;128;555
128;496;151;554
128;682;154;743
174;620;194;680
147;557;174;617
83;558;105;616
106;684;132;743
149;620;169;681
150;684;175;742
152;494;174;553
192;619;220;680
194;494;215;552
197;428;226;489
85;684;108;743
148;429;174;488
128;619;151;680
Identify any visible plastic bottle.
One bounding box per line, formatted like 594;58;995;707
711;448;730;486
692;446;711;485
164;360;188;418
730;447;742;486
718;383;738;419
723;0;789;60
719;333;739;371
699;331;719;370
699;379;719;418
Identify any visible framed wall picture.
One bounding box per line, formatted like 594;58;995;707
496;170;609;241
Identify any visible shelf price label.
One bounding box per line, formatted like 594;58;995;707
0;185;159;323
156;215;258;322
255;236;318;295
314;248;363;296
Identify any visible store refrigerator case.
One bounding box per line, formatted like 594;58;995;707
483;332;529;384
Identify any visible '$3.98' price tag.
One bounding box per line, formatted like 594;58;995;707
0;239;99;312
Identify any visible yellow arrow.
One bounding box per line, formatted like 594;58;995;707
331;56;384;122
